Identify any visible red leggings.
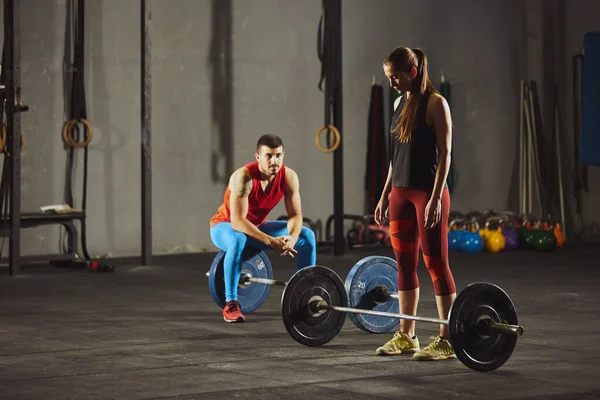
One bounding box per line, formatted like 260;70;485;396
389;187;456;296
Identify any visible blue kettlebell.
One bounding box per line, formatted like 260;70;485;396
460;220;484;253
448;219;465;252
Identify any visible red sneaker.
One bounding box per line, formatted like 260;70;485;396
223;300;245;323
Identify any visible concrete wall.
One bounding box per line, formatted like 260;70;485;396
9;0;599;259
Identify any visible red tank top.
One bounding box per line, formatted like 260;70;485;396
209;162;287;227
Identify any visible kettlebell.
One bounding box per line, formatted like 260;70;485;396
499;213;518;250
460;220;484;253
554;223;565;248
448;219;465;252
541;217;564;249
484;217;505;253
484;228;505;252
532;229;557;252
502;225;519;250
520;217;543;249
521;229;536;249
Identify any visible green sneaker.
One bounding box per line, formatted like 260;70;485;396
375;332;420;356
413;336;456;361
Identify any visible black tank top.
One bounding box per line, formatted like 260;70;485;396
389;91;446;190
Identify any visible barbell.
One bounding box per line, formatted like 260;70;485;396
281;265;524;372
207;247;286;313
206;250;399;319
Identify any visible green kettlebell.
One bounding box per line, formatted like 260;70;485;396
523;230;538;250
534;230;557;252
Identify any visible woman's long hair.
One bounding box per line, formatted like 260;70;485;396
385;47;438;142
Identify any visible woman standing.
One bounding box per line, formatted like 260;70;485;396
374;46;457;361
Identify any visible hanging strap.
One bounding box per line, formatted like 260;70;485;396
62;0;91;260
316;0;325;93
68;0;86;120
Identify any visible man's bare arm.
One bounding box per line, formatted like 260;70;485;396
229;168;273;246
284;168;303;242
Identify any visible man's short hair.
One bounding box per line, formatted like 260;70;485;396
256;134;284;152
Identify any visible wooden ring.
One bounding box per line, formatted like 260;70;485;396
315;124;341;153
63;118;93;148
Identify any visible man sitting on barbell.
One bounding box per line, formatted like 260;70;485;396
209;134;317;323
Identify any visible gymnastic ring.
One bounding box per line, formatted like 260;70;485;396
63;119;93;148
63;118;93;148
315;124;341;153
1;124;25;155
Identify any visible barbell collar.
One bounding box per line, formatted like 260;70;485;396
487;321;524;336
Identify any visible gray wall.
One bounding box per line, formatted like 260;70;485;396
11;0;600;259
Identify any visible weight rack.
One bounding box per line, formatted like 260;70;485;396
1;0;89;274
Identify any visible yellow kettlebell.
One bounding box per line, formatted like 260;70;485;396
485;227;506;252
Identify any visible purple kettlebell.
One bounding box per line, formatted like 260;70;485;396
502;226;519;250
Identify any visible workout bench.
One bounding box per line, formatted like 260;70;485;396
0;210;86;265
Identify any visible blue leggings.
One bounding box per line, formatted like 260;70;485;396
210;220;317;302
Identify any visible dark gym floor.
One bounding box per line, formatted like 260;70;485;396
1;243;599;400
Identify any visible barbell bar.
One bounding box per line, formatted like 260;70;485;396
311;299;524;336
206;270;287;287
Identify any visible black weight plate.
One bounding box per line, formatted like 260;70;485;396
448;282;519;372
345;256;399;333
281;265;347;347
208;247;273;313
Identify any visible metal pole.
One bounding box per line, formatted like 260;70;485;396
316;301;524;336
244;277;287;286
519;80;525;214
554;88;566;239
323;303;447;324
141;0;152;265
331;0;344;256
527;83;543;216
572;51;585;236
370;287;399;301
524;92;533;214
5;0;22;275
205;271;287;287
